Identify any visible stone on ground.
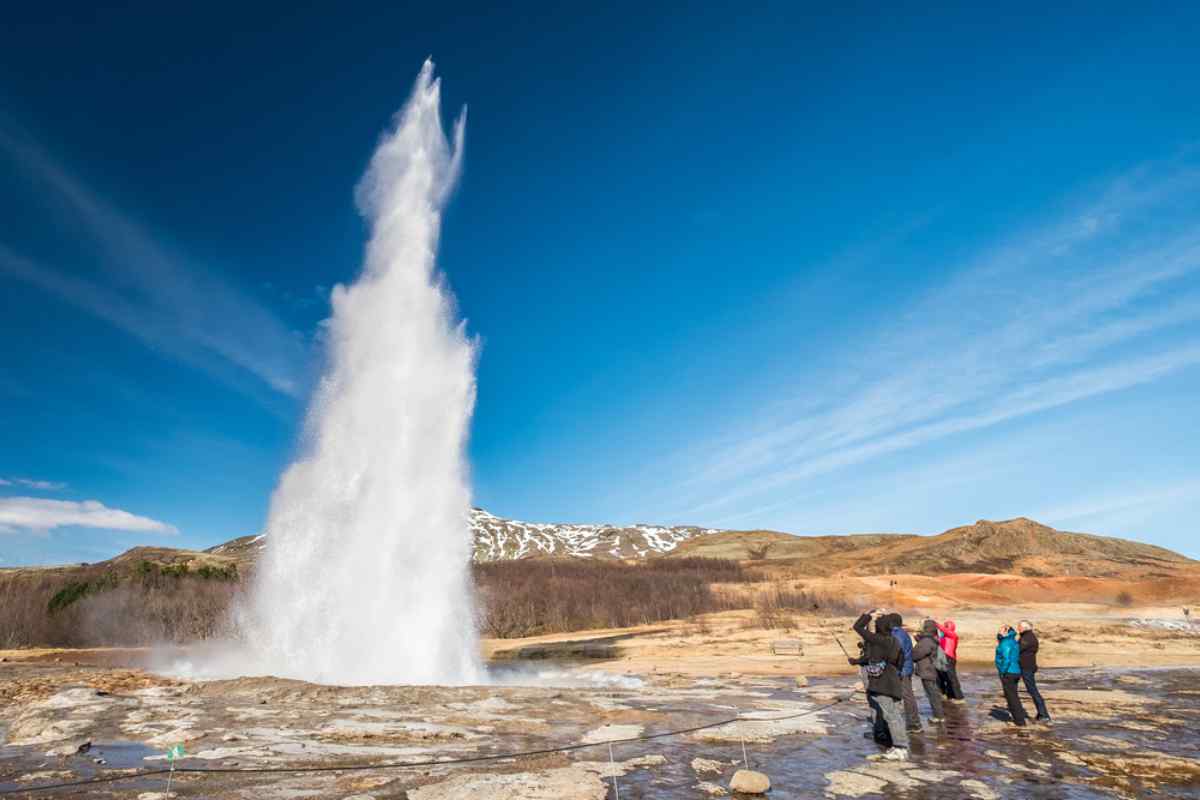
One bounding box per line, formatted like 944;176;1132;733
408;767;608;800
730;768;771;794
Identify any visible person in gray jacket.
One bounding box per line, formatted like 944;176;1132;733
912;620;946;722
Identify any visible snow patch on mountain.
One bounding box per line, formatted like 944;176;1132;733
208;509;723;563
470;509;721;561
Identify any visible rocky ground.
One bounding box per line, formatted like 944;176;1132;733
487;604;1200;678
2;637;1199;799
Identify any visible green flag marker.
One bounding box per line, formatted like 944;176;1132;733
165;744;185;793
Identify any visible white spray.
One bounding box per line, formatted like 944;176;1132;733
239;61;482;685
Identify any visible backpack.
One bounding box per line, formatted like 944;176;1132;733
934;645;949;671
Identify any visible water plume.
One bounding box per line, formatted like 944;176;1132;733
237;60;481;685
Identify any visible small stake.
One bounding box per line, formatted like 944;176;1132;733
608;741;620;800
165;744;184;794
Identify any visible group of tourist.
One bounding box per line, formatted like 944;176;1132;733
849;608;1051;761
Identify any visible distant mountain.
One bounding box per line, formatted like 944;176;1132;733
206;509;721;564
201;512;1196;579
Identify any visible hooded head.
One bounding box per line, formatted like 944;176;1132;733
943;620;956;632
875;615;894;636
922;619;938;637
888;612;904;629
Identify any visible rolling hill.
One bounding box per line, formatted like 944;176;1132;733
9;510;1195;579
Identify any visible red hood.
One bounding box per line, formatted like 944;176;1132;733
943;620;956;632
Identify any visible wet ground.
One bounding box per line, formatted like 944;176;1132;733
1;658;1198;798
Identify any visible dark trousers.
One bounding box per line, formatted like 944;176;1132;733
868;692;892;745
867;692;908;749
920;677;945;718
938;657;965;699
1021;669;1050;719
1000;674;1028;725
900;674;921;729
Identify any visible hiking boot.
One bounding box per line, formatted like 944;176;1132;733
929;717;944;723
1035;715;1052;724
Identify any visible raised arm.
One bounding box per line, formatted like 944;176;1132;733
933;621;957;640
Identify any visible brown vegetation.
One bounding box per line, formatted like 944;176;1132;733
749;583;860;629
472;557;759;638
0;560;241;648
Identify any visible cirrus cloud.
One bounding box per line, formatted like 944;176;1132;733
0;477;67;490
0;497;177;535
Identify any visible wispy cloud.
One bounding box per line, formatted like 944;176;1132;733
1033;477;1200;529
0;127;307;397
0;477;66;490
670;160;1200;522
0;497;177;535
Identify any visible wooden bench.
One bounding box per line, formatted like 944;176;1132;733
769;639;803;656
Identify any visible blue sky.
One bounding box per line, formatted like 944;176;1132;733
2;2;1199;564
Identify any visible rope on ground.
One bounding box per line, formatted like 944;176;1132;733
0;691;858;796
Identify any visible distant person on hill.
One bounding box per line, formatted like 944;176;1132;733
994;624;1028;726
849;609;908;760
912;620;946;722
885;613;922;732
933;619;965;700
1017;620;1051;722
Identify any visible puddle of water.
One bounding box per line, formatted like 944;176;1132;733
0;740;160;794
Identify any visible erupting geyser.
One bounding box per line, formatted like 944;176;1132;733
240;61;482;685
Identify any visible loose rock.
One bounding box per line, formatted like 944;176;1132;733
692;756;726;775
45;739;91;757
730;768;771;794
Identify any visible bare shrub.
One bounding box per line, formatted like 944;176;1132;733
743;582;860;630
745;543;773;561
0;563;242;648
753;593;794;630
472;558;746;638
3;554;769;647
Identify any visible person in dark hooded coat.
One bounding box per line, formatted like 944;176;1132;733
1017;620;1051;722
912;619;946;721
850;609;909;760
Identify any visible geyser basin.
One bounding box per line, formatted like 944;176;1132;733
233;60;482;686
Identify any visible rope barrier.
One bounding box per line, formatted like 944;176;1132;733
0;692;857;796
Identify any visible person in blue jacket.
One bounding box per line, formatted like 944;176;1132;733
995;624;1029;726
886;613;922;731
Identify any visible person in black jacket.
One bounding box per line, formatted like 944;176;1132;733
1017;620;1051;722
850;609;909;760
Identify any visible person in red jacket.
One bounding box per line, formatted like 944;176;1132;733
934;619;965;700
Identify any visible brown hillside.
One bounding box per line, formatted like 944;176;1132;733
835;517;1197;578
667;529;916;571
